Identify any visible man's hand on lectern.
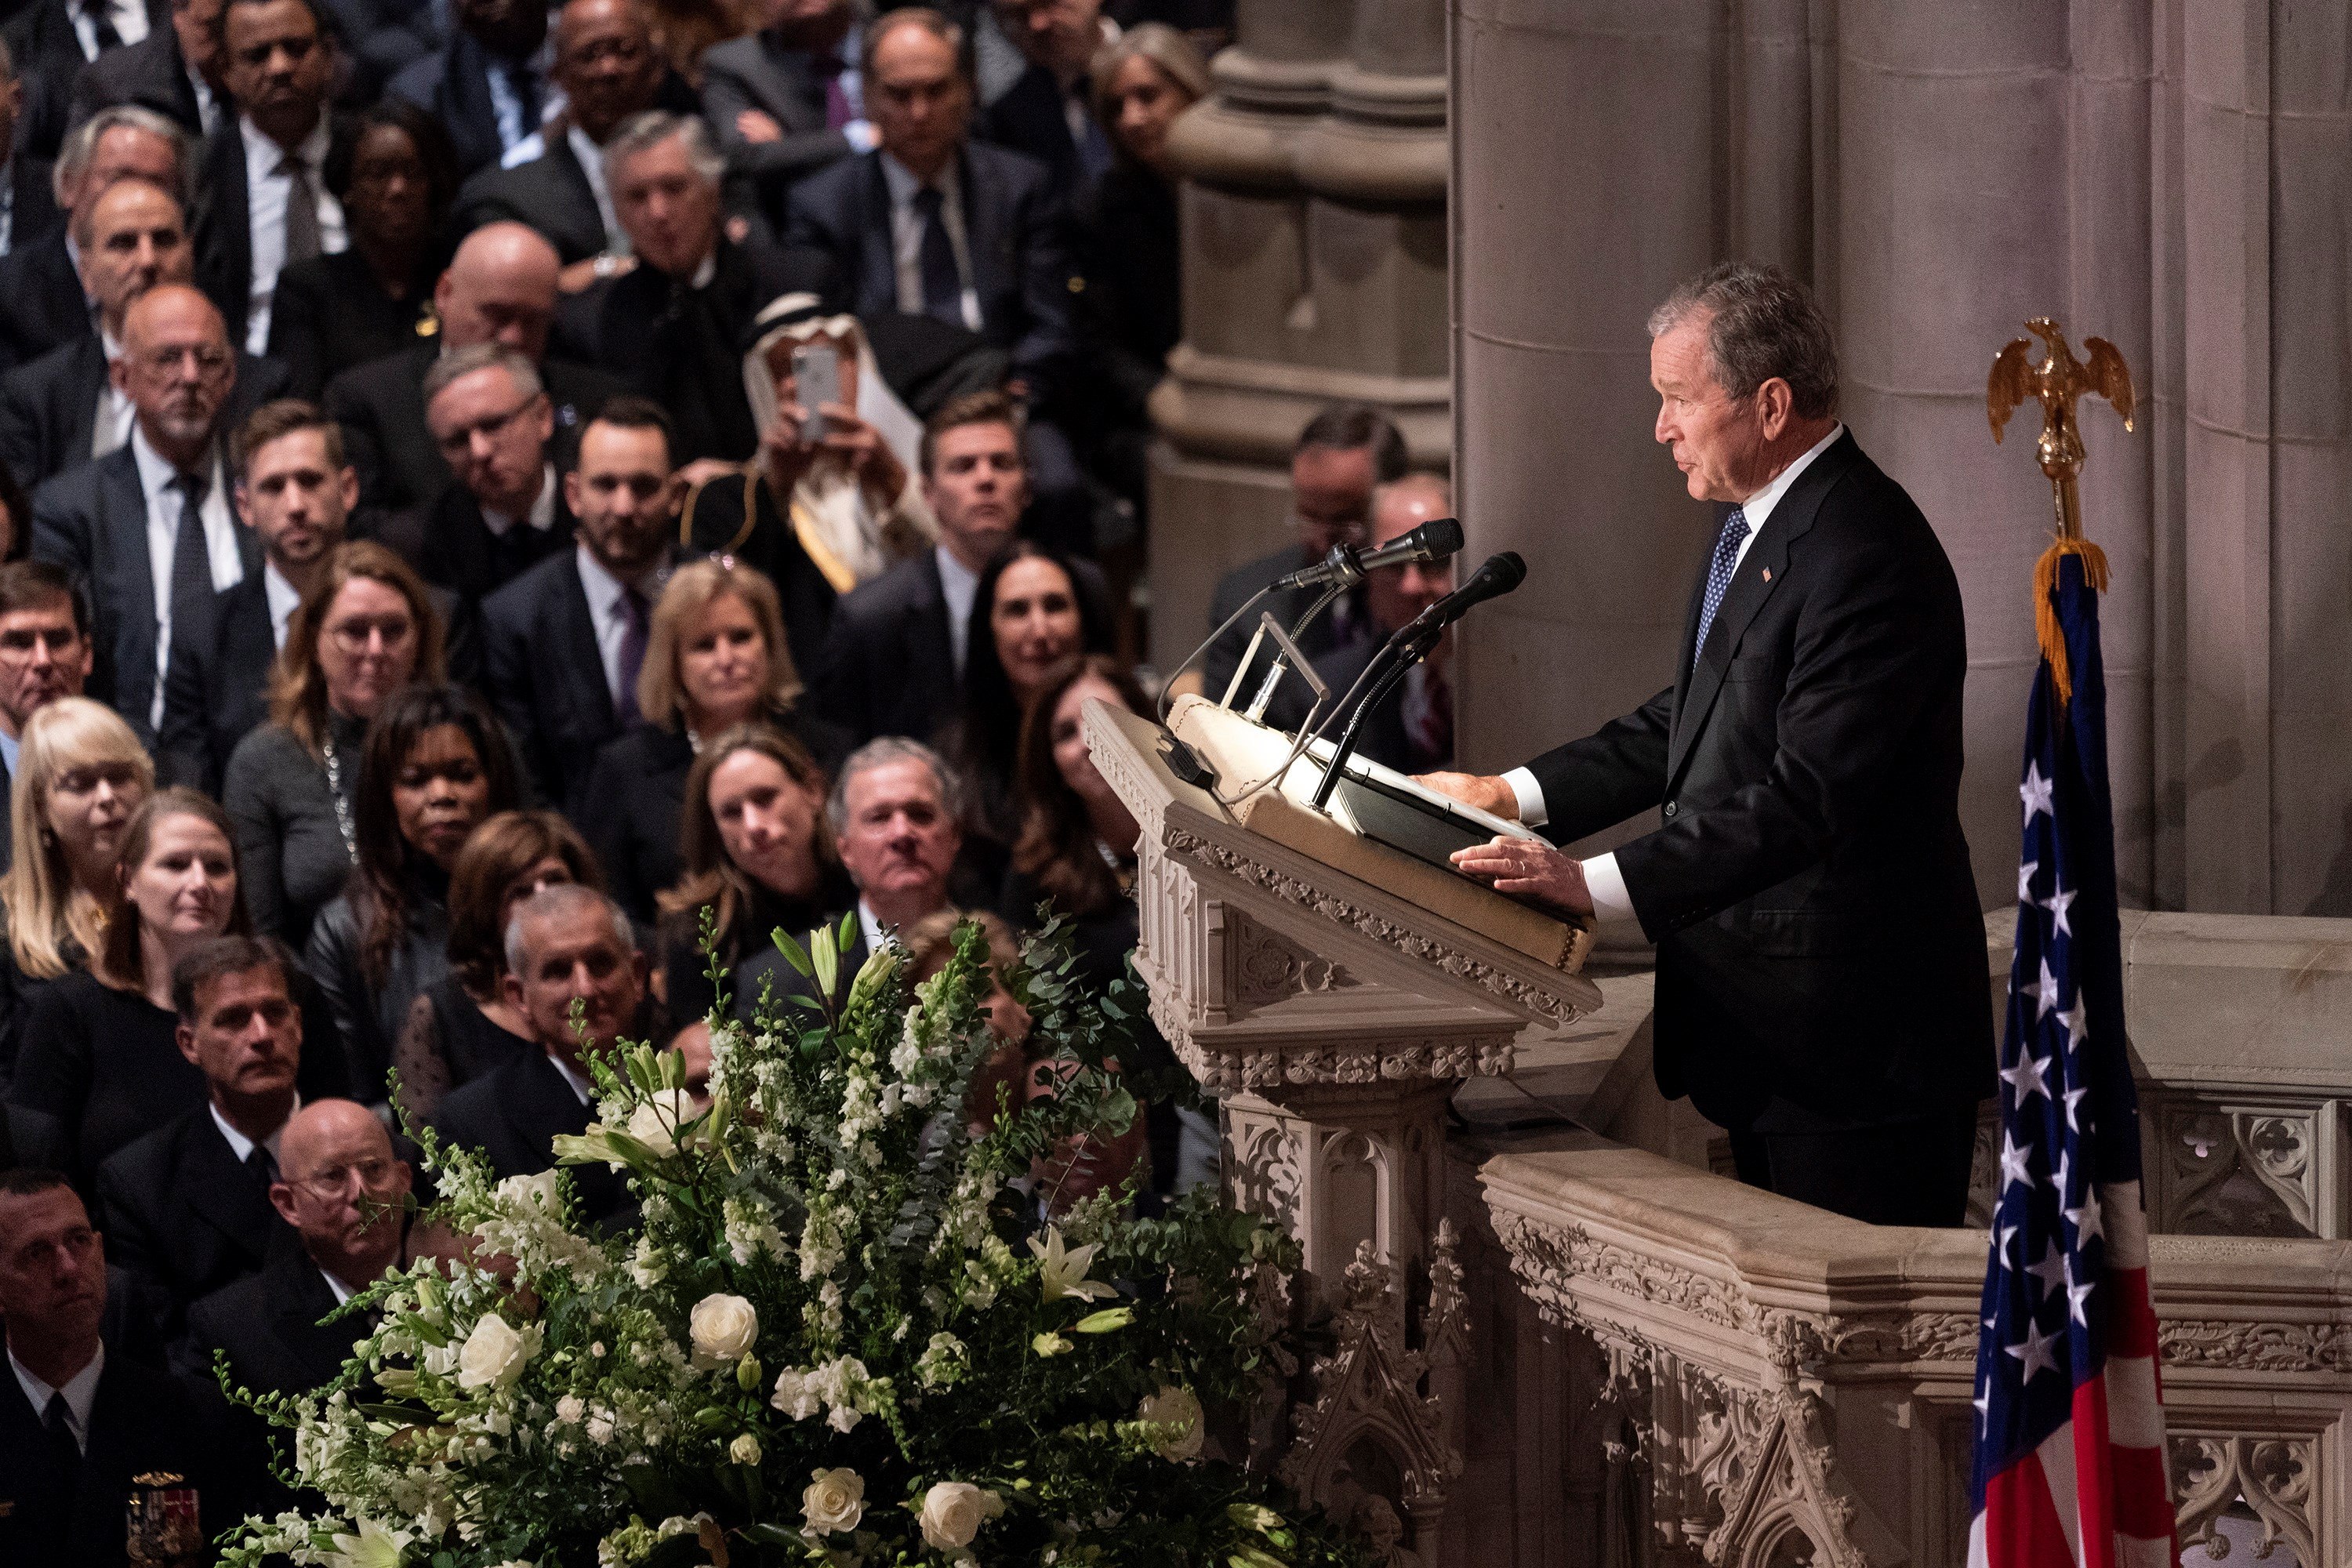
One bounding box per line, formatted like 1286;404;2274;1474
1450;837;1595;920
1414;771;1521;820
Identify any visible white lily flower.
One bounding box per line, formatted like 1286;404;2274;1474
1029;1226;1116;1303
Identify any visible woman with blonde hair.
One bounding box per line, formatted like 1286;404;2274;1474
223;541;447;949
0;697;152;1085
583;555;850;920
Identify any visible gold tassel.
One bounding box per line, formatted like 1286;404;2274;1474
2033;535;2108;707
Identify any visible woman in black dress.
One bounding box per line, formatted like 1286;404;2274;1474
583;555;850;922
10;790;339;1184
267;100;457;398
391;809;603;1123
306;684;524;1109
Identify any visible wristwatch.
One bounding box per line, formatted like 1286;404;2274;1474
593;252;622;280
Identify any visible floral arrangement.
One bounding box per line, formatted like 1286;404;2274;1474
222;918;1371;1568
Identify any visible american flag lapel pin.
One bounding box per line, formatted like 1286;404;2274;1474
1762;567;1772;582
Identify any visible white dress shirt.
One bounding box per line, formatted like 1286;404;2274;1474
549;1049;594;1104
11;1341;103;1452
935;543;978;676
482;45;562;156
71;0;147;60
880;153;982;333
91;328;132;457
239;114;348;354
132;426;241;730
263;561;303;649
0;727;20;776
1505;423;1847;924
188;67;220;136
481;463;558;539
856;898;886;957
575;544;665;710
207;1096;296;1168
321;1267;354;1306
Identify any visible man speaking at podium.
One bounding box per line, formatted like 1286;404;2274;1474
1421;263;1993;1228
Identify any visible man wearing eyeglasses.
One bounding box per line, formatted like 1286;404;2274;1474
417;342;577;607
94;933;306;1344
29;282;259;748
0;561;93;873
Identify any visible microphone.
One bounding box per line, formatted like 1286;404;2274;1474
1399;550;1526;641
1273;517;1465;591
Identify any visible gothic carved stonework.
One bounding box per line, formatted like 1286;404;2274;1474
1230;909;1353;1005
1787;1311;1981;1367
2156;1319;2352;1373
2171;1433;2318;1566
1230;1120;1304;1232
1490;1210;1754;1337
1145;989;1518;1092
2159;1102;2318;1239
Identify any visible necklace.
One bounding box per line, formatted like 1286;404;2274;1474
321;735;357;858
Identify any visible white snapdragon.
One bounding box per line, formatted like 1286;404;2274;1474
915;1331;967;1388
723;1196;787;1265
798;1201;845;1282
768;1356;877;1430
631;1235;669;1288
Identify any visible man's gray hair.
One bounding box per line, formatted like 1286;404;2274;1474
826;736;963;838
603;111;724;189
56;105;194;213
503;883;637;978
1647;261;1838;420
423;342;544;408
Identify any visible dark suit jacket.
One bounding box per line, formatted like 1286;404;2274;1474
1310;633;1430;775
183;1221;367;1399
1;1100;65;1167
6;0;172;156
323;339;625;524
480;545;628;812
0;336;290;491
2;151;60;256
192;111;359;353
805;549;957;746
0;226;90;373
1202;541;1370;732
0;1348;220;1568
451;125;607;263
65;22;206;139
431;1045;630;1227
980;63;1109;197
784;143;1076;401
390;474;574;606
700;30;858;200
385;29;553;179
728;913;866;1023
96;1100;292;1338
1524;432;1994;1133
318;0;445;103
263;249;435;400
29;441;263;747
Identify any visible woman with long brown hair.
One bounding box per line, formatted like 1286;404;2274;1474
223;541;448;949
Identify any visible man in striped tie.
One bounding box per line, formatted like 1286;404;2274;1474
1425;261;1994;1226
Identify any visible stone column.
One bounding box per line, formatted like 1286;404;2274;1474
1147;0;1450;678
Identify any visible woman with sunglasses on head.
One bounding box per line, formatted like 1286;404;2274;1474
224;542;447;953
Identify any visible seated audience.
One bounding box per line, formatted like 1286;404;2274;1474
391;808;597;1123
1312;474;1456;774
982;0;1114;195
586;555;848;920
430;882;649;1229
66;0;230;143
656;721;851;1027
16;789;341;1183
1069;22;1203;511
195;0;354;356
949;535;1105;848
96;929;309;1335
321;220;626;524
481;396;675;812
265;97;454;399
29;285;266;750
699;0;871;213
415;343;574;604
0;697;151;1093
561;110;827;466
688;292;933;602
638;0;742;85
222;539;445;948
308;682;521;1108
0;561;98;873
0;105;188;373
387;0;558;180
0;1168;223;1565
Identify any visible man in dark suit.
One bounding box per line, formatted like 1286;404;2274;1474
95;933;305;1338
1200;402;1399;729
980;0;1112;194
5;0;169;160
1432;262;1994;1229
416;341;573;604
0;561;95;873
30;284;258;747
387;0;554;180
702;0;870;213
452;0;696;267
322;220;625;528
194;0;350;356
558;110;825;466
0;1168;224;1567
432;883;646;1229
0;39;64;254
1310;472;1454;775
65;0;225;142
0;103;187;372
481;396;672;811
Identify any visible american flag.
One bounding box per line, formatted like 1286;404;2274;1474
1967;550;2178;1568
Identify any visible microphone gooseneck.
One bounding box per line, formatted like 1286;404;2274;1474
1273;517;1467;593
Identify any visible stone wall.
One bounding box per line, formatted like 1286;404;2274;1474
1449;0;2352;917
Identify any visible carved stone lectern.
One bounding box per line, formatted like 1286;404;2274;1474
1084;695;1603;1550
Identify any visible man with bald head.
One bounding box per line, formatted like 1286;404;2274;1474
0;104;187;370
322;218;628;535
1311;473;1457;774
31;283;260;745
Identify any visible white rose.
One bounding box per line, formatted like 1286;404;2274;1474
729;1432;762;1466
689;1294;758;1368
800;1467;865;1535
917;1481;1003;1551
1138;1385;1205;1462
456;1312;532;1389
586;1413;615;1445
627;1090;699;1156
555;1395;585;1424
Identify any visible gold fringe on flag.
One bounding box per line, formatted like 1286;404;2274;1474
2032;535;2107;709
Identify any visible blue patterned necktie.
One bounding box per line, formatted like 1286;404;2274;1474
1692;505;1751;664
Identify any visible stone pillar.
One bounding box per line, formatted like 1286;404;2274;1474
1147;0;1450;678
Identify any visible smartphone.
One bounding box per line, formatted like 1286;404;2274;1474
792;343;840;441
